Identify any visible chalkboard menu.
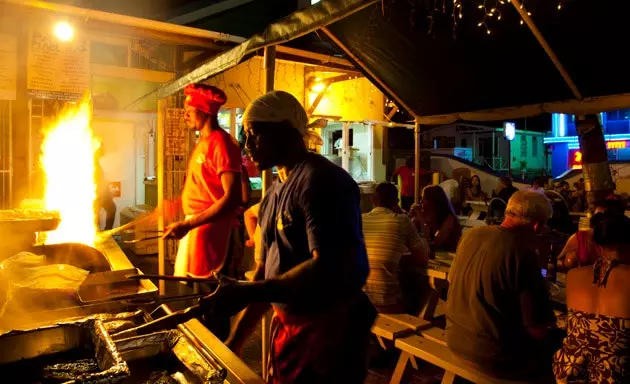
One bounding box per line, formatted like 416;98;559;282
27;27;90;100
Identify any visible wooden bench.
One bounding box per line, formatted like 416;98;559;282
392;334;553;384
370;313;431;349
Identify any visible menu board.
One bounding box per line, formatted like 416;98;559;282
27;27;90;100
165;109;187;156
0;34;17;100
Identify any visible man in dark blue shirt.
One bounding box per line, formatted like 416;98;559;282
200;91;376;383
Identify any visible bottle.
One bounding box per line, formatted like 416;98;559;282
546;245;557;283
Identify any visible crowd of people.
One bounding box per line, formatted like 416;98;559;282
160;82;628;383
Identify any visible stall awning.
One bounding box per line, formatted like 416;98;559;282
157;0;378;98
155;0;630;123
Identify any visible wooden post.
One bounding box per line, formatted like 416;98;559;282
262;46;276;196
576;115;614;209
156;99;166;295
260;44;276;381
414;121;421;203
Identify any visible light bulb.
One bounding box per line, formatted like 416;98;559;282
53;21;74;42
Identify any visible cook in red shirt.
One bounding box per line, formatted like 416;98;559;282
392;156;417;211
162;84;242;278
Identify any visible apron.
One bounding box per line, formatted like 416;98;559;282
267;293;376;383
174;215;233;278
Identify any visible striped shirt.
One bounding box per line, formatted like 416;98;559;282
362;207;428;308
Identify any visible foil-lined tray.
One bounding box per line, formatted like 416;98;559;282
0;311;227;383
0;316;129;383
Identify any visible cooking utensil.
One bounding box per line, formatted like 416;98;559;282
28;243;111;273
98;211;155;238
78;268;157;304
126;274;221;284
123;236;161;244
112;304;203;340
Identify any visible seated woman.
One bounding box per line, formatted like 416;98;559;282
464;175;488;202
553;211;630;383
557;198;626;271
409;185;461;253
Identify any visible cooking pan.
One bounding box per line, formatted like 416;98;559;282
29;243;111;272
78;268;157;304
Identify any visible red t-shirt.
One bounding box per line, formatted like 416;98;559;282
242;155;260;178
393;166;415;197
181;129;242;215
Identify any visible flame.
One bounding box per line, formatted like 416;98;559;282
40;99;99;246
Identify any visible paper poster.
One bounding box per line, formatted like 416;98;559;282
27;27;90;99
0;34;17;100
165;108;187;156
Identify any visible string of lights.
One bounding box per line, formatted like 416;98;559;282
384;0;568;37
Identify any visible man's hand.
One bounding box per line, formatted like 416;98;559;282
198;274;250;318
245;239;255;248
162;221;193;240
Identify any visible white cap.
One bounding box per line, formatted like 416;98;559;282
242;91;308;136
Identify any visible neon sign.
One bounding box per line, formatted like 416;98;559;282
606;140;628;150
568;149;583;169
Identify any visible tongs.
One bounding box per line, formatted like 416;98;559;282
112;274;245;340
123;236;161;244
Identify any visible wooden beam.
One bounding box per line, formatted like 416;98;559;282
167;0;257;25
511;0;582;100
321;26;419;120
4;0;245;43
276;45;354;69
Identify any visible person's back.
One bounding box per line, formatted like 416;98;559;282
362;205;427;313
553;212;630;383
447;191;555;379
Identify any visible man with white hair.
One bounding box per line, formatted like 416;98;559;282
446;190;557;380
199;91;376;383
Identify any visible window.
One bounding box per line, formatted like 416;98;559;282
532;136;538;157
90;42;128;67
520;136;528;157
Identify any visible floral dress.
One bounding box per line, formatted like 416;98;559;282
553;260;630;383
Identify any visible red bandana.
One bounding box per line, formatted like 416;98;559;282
184;84;227;115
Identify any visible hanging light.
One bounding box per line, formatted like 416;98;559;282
53;21;74;42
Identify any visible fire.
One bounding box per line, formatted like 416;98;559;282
40;99;99;246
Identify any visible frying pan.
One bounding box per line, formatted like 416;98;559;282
77;268;157;304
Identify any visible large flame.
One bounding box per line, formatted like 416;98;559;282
41;99;99;246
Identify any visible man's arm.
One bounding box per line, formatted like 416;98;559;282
403;216;429;266
186;171;242;229
243;204;259;241
515;250;556;340
226;261;268;355
240;166;251;206
432;215;457;246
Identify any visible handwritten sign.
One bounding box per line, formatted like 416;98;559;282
27;27;90;99
165;109;187;156
0;34;17;100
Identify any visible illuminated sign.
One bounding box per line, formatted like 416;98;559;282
607;140;628;150
504;122;516;141
568;149;583;169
